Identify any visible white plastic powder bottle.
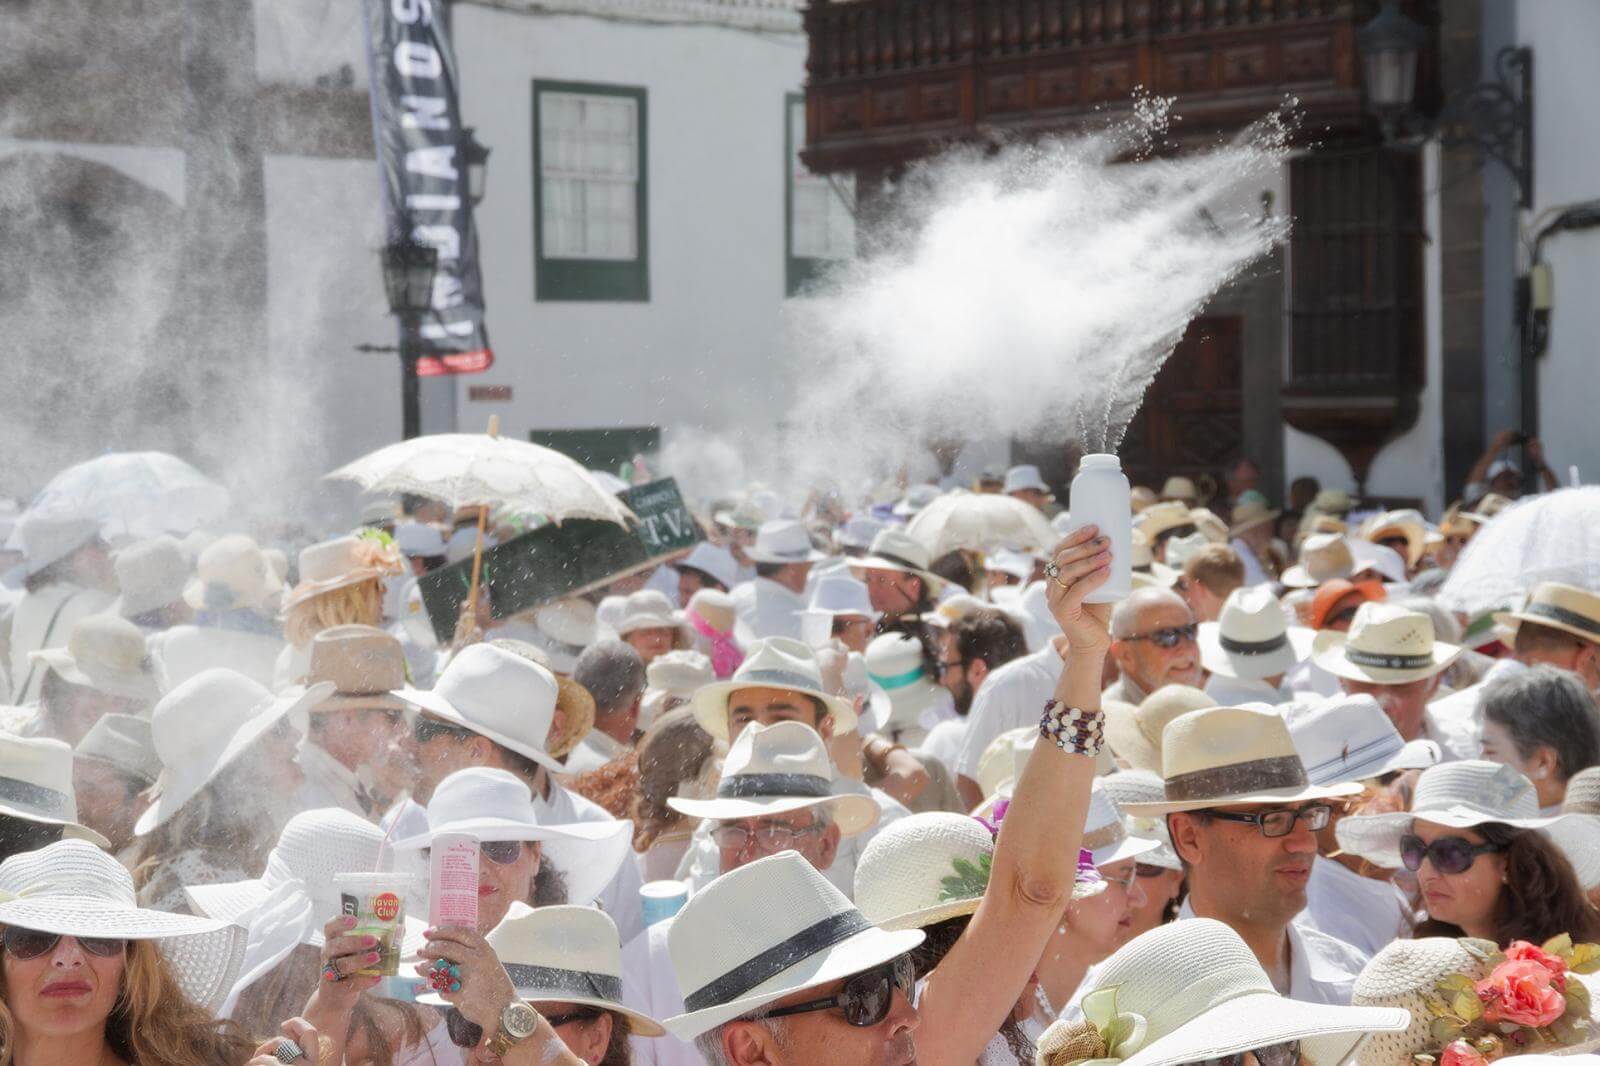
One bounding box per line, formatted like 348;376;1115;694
1068;453;1132;604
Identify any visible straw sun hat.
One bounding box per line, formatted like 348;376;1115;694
29;614;161;702
1280;533;1356;589
1036;918;1408;1066
0;839;246;1014
282;535;404;611
1103;686;1215;777
850;527;947;594
1310;602;1462;685
1335;760;1600;888
854;812;997;931
1494;582;1600;648
183;533;282;613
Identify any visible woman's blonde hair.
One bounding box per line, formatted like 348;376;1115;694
284;577;384;647
0;937;256;1065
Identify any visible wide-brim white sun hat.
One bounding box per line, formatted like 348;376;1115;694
849;527;948;596
0;839;246;1014
1335;759;1600;888
854;812;994;931
1036;918;1409;1066
1349;936;1498;1066
667;720;878;836
389;767;633;909
1284;693;1440;787
663;851;924;1040
394;642;569;775
745;519;826;565
0;734;110;846
419;902;665;1036
690;637;857;741
135;670;335;836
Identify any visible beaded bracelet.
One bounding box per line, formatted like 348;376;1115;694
1040;699;1105;757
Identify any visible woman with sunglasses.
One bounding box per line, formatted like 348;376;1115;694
1337;760;1600;947
0;839;258;1064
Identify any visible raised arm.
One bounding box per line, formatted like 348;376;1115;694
912;525;1110;1065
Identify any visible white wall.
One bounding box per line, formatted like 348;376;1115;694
1518;0;1600;488
453;9;808;440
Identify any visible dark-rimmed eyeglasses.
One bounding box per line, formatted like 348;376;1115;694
710;822;824;851
412;717;475;745
1399;834;1504;875
1181;1039;1302;1066
1201;805;1331;838
2;928;125;960
764;954;915;1028
1124;624;1198;649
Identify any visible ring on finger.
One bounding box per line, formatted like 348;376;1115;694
321;960;344;984
1042;561;1072;590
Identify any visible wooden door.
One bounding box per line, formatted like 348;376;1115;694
1115;315;1244;497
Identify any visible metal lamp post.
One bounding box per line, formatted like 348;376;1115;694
380;235;439;440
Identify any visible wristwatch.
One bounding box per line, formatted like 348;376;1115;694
485;1001;541;1056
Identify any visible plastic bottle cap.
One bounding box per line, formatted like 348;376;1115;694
1078;453;1122;471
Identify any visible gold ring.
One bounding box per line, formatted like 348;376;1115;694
1043;562;1071;590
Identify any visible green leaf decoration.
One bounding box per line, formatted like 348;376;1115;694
938;852;993;902
1566;978;1592;1016
1431;1018;1467;1044
1453;991;1484;1023
1424;995;1455;1019
1544;934;1575;956
1438;975;1478;997
1569;944;1600;974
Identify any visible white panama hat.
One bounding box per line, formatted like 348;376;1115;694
1349;937;1498;1066
391;767;632;910
678;542;741;590
1003;465;1052;497
985;548;1038;583
614;589;690;642
1036;918;1408;1066
0;839;246;1015
1121;704;1361;818
419;902;664;1036
1283;694;1438;787
1310;602;1462;685
394;642;570;774
1347;538;1408;586
667;720;878;836
14;510;100;576
1099;770;1182;871
1360;509;1427;568
111;534;190;618
1279;533;1355;589
282;535;404;611
837;516;887;552
850;527;947;595
0;734;109;845
29;613;161;702
135;669;335;836
662;851;924;1040
183;533;283;613
1335;760;1600;888
690;637;857;741
745;519;826;566
1197;586;1314;682
1081;780;1162;868
73;712;161;787
854;812;996;931
799;575;880;648
892;484;941;518
640;649;714;728
184;807;429;1016
1495;581;1600;648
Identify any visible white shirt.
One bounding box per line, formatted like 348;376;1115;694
1204;673;1296;707
730;577;806;644
10;583;114;703
539;782;645;946
1427;657;1526;762
1177;897;1368;1005
918;718;968;776
295;743;372;821
1303;856;1411;959
1230;537;1271;587
560;730;629;775
954;643;1064;780
621;919;703;1066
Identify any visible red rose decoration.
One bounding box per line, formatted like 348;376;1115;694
1476;959;1567;1028
1505;941;1570;988
1441;1039;1488;1066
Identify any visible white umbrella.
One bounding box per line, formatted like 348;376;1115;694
325;433;634;527
1439;487;1600;615
906;491;1059;558
24;451;229;541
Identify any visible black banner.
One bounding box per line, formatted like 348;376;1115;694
362;0;493;376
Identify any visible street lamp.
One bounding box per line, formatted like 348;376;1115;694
380;235;438;440
1357;0;1534;208
461;127;491;207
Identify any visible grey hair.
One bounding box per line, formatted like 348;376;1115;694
1482;664;1600;781
1396;595;1463;645
574;639;647;714
1110;588;1190;639
693;1012;791;1065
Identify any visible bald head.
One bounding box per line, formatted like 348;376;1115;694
1109;588;1201;696
1110;588;1192;639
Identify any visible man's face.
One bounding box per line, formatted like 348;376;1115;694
1228;461;1260;498
863;568;923;617
1172;801;1320;929
726;686;830;744
715;808;840;875
1112;602;1202;692
1340;675;1438;742
1516;629;1600;690
625;626;678;664
722;959;918;1066
406;718;482;802
46;680;144;748
72;760;144;853
1009;488;1051;512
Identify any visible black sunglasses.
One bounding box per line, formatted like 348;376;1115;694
1125;624;1199;649
765;954;915;1028
1182;1040;1302;1066
3;927;125;960
413;717;475;745
1202;805;1331;839
481;840;524;866
1135;862;1171;879
544;1006;604;1028
1399;834;1504;875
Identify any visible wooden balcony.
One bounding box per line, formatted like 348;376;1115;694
801;0;1373;174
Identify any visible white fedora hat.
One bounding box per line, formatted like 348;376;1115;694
392;520;447;559
799;575;880;648
282;535;404;611
183;533;283;613
1121;705;1362;818
667;721;878;836
1494;581;1600;647
111;535;190;618
0;839;246;1014
640;649;714;725
1360;509;1427;568
1082;780;1162;868
892;484;941;518
851;527;947;594
391;767;631;910
0;734;109;845
1198;586;1314;682
854;812;995;932
662;851;924;1040
1103;685;1215;776
73;712;161;787
745;519;825;566
690;637;857;741
1284;694;1439;787
135;669;333;835
1335;760;1600;887
1036;918;1408;1066
837;516;886;552
1003;465;1052;497
1347;539;1408;586
29;614;161;702
863;632;941;732
1310;602;1462;684
1279;533;1355;589
185;807;429;1015
419;902;665;1036
15;511;100;576
614;589;690;641
1099;770;1183;871
678;542;740;590
394;642;569;774
1162;531;1212;570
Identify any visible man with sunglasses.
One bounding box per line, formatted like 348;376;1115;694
1124;705;1372;1006
1104;587;1203;706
